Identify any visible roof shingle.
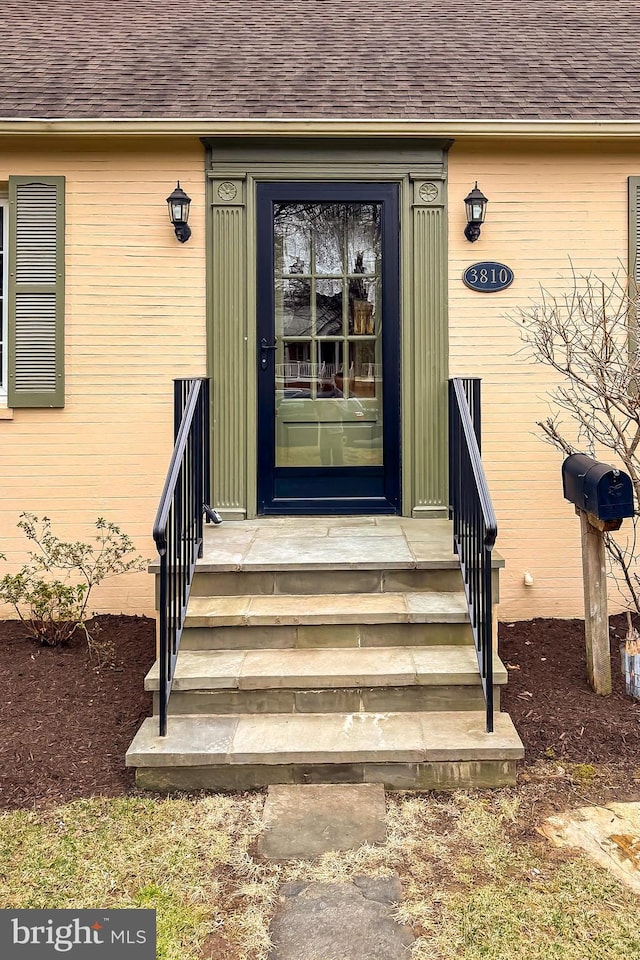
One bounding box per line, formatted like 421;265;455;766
1;0;639;121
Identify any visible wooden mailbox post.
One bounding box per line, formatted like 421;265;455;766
578;510;617;695
562;455;635;696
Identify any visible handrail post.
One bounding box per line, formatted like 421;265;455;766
173;378;183;441
448;380;454;523
471;376;481;454
154;377;211;736
200;377;211;558
448;377;497;733
158;548;168;737
203;376;211;503
483;548;494;732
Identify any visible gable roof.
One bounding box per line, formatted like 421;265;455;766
1;0;639;122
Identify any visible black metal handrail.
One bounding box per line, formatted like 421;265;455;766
448;377;498;733
153;377;211;736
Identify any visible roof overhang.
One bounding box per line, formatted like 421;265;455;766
1;118;640;139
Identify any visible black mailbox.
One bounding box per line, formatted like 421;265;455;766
562;453;634;521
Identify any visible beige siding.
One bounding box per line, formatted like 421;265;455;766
448;140;640;619
0;137;206;615
3;135;638;622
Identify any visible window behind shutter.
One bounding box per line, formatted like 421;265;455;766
8;176;65;407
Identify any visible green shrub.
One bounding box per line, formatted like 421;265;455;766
0;513;146;651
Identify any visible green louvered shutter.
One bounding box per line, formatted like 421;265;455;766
629;176;640;296
8;176;65;408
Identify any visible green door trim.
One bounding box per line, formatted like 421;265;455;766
203;137;451;520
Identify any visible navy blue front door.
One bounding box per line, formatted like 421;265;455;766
257;182;400;515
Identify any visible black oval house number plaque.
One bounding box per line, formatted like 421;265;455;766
463;262;514;293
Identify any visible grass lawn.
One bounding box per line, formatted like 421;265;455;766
1;768;639;960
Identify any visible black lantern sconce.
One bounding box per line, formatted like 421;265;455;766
463;182;488;242
166;181;192;243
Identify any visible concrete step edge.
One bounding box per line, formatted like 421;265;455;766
185;591;470;627
144;647;508;691
126;710;524;767
149;559;466;574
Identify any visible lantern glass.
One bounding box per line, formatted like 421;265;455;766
166;182;191;225
471;201;484;222
172;200;187;223
464;183;488;225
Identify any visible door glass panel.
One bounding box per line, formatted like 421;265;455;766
276;277;312;336
349;340;380;398
313;203;345;275
275;204;311;275
349;277;378;336
274;202;383;468
278;341;313;394
347;203;381;274
318;340;343;395
316;279;343;335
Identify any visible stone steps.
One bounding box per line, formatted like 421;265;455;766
126;710;523;791
127;518;522;791
145;645;506;715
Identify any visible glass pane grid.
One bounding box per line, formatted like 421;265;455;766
274;201;383;467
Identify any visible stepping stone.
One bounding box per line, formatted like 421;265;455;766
258;784;386;859
268;875;414;960
541;801;640;893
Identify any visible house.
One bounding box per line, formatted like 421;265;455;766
1;0;639;788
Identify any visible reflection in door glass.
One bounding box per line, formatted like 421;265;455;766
313;205;344;276
276;278;312;337
316;279;343;336
347;204;381;274
348;340;380;399
317;341;344;404
274;204;311;275
273;202;383;468
349;277;378;336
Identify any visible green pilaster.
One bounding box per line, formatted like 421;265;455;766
628;176;640;286
207;171;247;518
410;177;449;517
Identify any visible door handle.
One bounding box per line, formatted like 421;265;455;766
260;338;277;370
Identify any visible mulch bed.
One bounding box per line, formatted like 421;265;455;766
1;613;639;809
0;615;154;810
500;613;640;770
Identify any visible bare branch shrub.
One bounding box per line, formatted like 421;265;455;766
0;514;147;658
515;266;640;611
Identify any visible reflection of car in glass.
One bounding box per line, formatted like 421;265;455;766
275;385;382;468
281;385;344;401
277;390;378;432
